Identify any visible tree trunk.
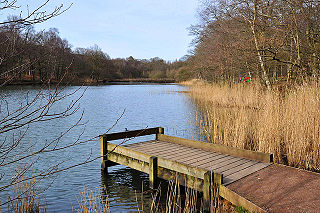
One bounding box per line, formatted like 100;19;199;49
251;0;271;90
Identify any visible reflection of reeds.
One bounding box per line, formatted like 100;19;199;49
185;80;320;170
77;186;110;213
150;175;222;213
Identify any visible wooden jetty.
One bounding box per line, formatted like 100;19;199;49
100;127;320;212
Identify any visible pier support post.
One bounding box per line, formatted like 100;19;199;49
156;127;164;140
203;171;223;211
149;156;158;189
203;171;212;210
100;135;108;173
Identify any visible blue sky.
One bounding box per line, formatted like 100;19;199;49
6;0;199;61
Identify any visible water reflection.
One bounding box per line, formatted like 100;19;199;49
100;166;204;212
101;166;155;211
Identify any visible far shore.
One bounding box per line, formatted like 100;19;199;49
0;78;176;87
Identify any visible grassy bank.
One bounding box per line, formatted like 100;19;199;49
184;80;320;171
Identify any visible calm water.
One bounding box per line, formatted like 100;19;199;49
0;84;201;212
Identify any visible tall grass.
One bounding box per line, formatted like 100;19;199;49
185;80;320;171
5;179;44;213
165;178;200;213
76;186;110;213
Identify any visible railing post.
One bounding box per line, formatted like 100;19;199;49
100;135;108;172
156;127;164;140
149;156;158;189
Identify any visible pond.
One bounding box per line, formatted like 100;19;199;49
0;84;202;212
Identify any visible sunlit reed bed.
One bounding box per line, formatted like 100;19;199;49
185;80;320;171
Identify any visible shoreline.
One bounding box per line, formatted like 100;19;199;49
0;78;176;87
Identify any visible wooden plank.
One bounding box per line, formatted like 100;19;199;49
140;145;209;161
160;150;208;163
139;149;206;164
179;151;221;164
129;142;209;161
125;140;162;148
124;140;158;147
129;141;203;156
107;142;152;163
129;140;202;155
190;154;233;168
157;167;204;192
223;161;261;177
107;152;150;174
214;159;252;174
158;134;273;163
198;156;249;170
129;144;189;158
157;157;207;179
199;156;244;171
224;163;270;183
219;185;266;213
100;127;163;141
154;144;224;165
130;141;192;154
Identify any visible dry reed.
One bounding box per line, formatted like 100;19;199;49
6;179;44;213
76;186;110;213
162;176;222;213
185;80;320;171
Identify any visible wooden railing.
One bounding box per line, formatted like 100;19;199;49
99;127;164;141
99;127;164;171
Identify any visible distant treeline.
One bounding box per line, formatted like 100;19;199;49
0;19;188;85
4;0;318;87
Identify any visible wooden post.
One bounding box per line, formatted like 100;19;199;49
100;135;108;172
214;173;223;185
203;171;212;210
149;156;158;189
203;171;223;211
156;127;164;140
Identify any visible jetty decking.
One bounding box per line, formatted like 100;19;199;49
124;140;270;185
99;127;320;212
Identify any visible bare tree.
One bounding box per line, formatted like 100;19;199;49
0;0;72;27
0;1;107;209
187;0;320;85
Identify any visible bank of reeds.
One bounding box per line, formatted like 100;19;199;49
185;80;320;171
